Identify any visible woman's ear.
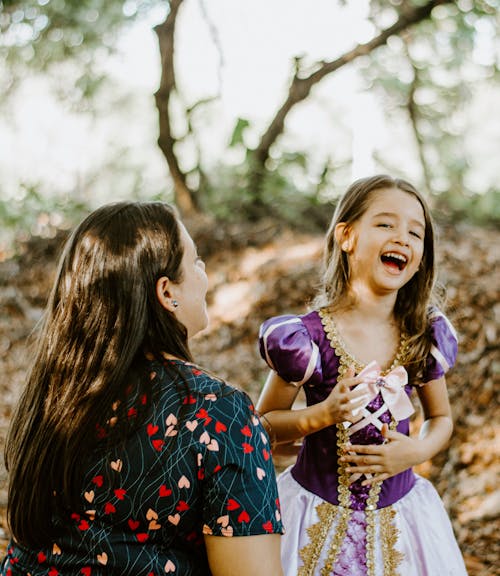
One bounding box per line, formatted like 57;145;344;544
334;223;353;253
156;276;178;312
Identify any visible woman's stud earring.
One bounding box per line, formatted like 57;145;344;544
342;242;349;251
172;300;179;308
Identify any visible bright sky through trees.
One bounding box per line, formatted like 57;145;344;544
0;0;498;208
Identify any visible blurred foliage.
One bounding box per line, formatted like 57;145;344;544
434;187;500;224
0;184;89;258
0;0;164;104
1;0;499;236
360;0;499;201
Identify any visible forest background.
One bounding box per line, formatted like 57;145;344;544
0;1;499;574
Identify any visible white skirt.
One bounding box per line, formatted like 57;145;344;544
278;467;468;576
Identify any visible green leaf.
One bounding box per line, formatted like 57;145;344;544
229;117;250;148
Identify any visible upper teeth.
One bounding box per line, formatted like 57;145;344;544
384;252;407;262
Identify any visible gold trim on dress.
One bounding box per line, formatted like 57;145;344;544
298;309;406;575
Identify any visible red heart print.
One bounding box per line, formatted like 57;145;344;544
92;475;104;487
262;521;273;533
104;503;116;515
176;500;189;512
128;519;140;531
159;485;172;497
238;510;250;523
240;425;252;437
114;488;126;500
152;439;164;451
226;499;240;511
78;520;90;531
215;421;227;433
147;423;159;436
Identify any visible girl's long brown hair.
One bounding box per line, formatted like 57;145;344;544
5;201;192;547
315;175;439;381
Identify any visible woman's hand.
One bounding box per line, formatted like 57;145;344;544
340;423;423;485
320;367;370;426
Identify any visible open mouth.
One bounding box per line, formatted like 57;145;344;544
380;251;407;271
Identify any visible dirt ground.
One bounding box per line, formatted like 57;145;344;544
0;218;498;574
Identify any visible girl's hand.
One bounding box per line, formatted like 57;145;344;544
321;367;370;426
340;423;423;485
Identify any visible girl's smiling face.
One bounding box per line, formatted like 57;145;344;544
337;187;426;296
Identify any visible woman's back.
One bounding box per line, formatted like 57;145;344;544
2;359;282;576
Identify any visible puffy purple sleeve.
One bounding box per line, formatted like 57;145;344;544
259;315;322;387
421;308;458;384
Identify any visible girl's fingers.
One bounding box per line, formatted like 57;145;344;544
348;393;369;410
345;464;384;474
344;366;356;379
362;473;389;486
346;377;367;389
344;444;384;455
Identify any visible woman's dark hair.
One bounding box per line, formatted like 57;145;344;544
315;174;438;380
5;201;192;547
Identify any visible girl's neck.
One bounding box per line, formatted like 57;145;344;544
329;290;402;370
334;287;397;324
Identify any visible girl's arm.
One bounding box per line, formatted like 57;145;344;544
257;369;369;445
341;376;453;484
205;533;283;576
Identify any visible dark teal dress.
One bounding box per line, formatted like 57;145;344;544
1;359;283;575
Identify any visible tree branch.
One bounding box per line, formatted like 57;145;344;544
403;36;433;197
253;0;454;172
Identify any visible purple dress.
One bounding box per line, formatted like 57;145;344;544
259;309;468;576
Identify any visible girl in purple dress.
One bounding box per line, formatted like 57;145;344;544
257;175;467;576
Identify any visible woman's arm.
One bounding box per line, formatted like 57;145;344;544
340;376;453;484
257;369;368;445
205;534;283;576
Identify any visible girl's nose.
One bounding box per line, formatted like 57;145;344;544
394;228;410;246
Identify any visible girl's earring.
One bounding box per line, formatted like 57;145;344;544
172;300;179;308
342;242;349;252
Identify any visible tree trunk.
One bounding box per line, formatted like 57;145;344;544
154;0;199;217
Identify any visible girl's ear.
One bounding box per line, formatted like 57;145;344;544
156;276;178;312
334;223;353;252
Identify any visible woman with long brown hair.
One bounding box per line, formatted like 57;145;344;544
2;201;283;576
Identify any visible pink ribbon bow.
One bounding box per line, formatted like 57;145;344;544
356;360;414;421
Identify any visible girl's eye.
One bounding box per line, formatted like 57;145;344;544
377;223;391;228
410;231;422;239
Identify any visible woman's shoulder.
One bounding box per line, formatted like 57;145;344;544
153;358;236;397
153;358;258;412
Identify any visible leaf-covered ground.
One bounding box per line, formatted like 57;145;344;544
0;219;498;575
